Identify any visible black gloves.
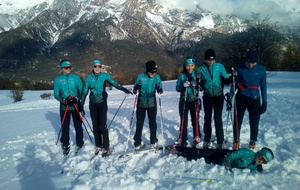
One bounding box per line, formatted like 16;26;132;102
123;88;133;95
63;97;78;106
156;83;163;94
133;83;142;94
224;92;232;111
259;102;267;114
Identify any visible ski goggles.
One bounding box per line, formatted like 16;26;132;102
63;66;72;70
93;65;102;68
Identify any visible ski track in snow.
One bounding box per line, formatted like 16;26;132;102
0;72;299;189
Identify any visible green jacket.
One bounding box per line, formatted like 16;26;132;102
198;62;229;97
224;148;259;172
53;73;82;110
81;72;126;106
176;71;199;102
134;73;163;108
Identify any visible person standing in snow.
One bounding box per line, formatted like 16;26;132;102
176;146;274;172
133;60;163;150
175;57;201;147
198;49;232;149
81;60;132;157
54;60;84;156
232;50;267;150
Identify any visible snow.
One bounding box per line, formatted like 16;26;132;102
0;71;299;189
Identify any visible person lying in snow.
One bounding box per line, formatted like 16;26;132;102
175;146;274;172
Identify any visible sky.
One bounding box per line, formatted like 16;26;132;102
158;0;300;27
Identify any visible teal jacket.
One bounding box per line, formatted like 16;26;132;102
176;71;199;102
81;72;126;106
134;73;163;108
198;62;229;97
53;73;83;110
224;148;259;172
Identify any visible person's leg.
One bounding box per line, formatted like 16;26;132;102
213;95;224;146
148;107;158;144
134;106;146;147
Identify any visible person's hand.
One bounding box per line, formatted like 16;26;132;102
66;97;77;105
191;80;197;87
124;88;133;95
156;83;163;94
259;102;267;114
183;81;190;88
133;83;142;94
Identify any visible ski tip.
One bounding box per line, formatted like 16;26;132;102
118;154;129;159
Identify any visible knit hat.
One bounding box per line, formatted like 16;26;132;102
92;60;102;65
146;60;157;72
257;147;274;163
246;50;258;63
184;58;195;66
204;49;216;60
60;60;71;68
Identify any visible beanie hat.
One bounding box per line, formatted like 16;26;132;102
60;60;71;68
246;50;258;63
146;60;157;72
204;49;216;60
257;147;274;163
184;58;195;66
92;60;102;65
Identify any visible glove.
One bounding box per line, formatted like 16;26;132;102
231;69;237;77
259;102;267;114
66;97;77;106
156;83;163;94
81;109;85;117
191;80;197;87
223;156;233;172
183;81;190;88
62;99;67;105
133;83;142;94
123;88;133;95
225;93;232;111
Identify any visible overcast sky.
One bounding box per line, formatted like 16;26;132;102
158;0;300;27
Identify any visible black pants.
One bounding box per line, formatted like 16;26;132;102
176;146;231;164
233;93;261;142
203;95;224;144
60;109;84;147
134;106;158;146
178;100;201;142
89;101;109;149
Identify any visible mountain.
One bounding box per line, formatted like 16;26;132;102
0;0;243;83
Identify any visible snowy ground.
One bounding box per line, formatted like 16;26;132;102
0;71;299;190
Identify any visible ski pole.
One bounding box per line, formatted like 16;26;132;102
124;91;139;154
74;103;93;143
179;87;188;146
82;115;94;133
158;93;165;154
231;67;239;145
107;94;128;129
56;105;69;145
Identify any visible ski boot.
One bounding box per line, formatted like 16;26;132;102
248;140;256;149
232;141;240;150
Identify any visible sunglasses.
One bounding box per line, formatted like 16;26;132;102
258;155;268;164
93;65;102;68
150;70;157;74
63;66;72;70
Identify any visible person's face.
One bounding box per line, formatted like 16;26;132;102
147;70;157;78
62;66;72;75
255;155;268;165
205;59;215;66
246;61;256;69
185;64;195;73
93;64;102;74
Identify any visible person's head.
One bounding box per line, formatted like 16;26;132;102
60;60;72;75
92;60;102;75
145;60;157;78
204;49;216;66
183;57;196;74
246;50;258;68
255;147;274;165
